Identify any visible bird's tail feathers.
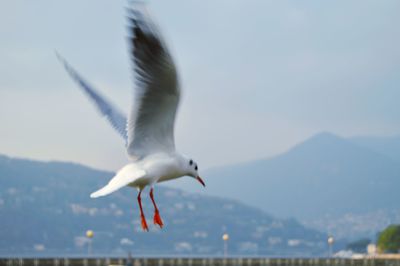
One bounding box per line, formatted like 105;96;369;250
90;185;117;198
90;167;146;198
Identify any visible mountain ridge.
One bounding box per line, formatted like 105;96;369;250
349;135;400;163
0;153;327;256
175;132;400;239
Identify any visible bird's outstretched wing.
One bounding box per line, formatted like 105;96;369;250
126;5;180;159
57;53;128;143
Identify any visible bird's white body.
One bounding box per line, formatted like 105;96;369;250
90;153;189;198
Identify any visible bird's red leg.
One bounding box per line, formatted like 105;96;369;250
150;188;163;228
137;190;149;231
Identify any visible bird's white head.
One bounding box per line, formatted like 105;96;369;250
185;158;205;187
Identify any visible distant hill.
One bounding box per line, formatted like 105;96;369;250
177;132;400;239
0;154;327;256
349;135;400;163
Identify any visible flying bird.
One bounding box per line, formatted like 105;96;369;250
57;5;205;231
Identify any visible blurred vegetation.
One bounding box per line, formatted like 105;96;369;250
377;225;400;253
346;238;371;253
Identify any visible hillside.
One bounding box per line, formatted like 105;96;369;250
177;132;400;239
349;135;400;163
0;154;327;256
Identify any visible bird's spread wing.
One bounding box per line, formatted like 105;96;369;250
57;53;128;143
126;6;180;159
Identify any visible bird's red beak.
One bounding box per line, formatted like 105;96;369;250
196;176;206;187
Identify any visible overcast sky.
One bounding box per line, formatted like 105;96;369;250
1;0;399;172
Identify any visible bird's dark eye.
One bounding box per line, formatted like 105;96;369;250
189;160;193;165
195;165;198;171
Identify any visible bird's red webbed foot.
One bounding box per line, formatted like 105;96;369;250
140;214;149;231
153;209;164;228
150;188;164;228
137;191;149;231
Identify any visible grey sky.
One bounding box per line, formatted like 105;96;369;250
1;0;399;171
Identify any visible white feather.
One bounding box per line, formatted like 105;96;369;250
90;165;146;198
126;6;180;159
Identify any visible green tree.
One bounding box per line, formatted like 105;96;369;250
377;225;400;253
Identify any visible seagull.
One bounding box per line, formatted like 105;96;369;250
57;4;205;231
